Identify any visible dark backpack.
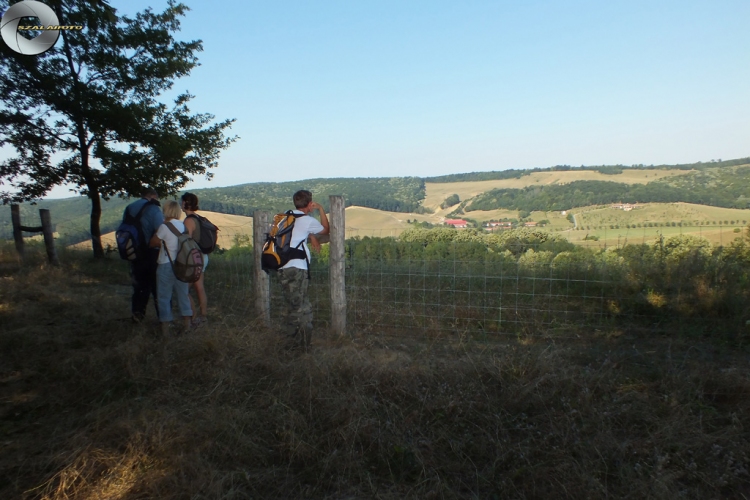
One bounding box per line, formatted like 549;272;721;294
261;211;309;276
116;199;158;261
163;222;204;283
186;213;219;254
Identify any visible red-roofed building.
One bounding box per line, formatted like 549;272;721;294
444;219;468;228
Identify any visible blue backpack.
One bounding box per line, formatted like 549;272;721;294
116;200;158;261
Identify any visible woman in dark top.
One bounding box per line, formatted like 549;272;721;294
181;192;208;327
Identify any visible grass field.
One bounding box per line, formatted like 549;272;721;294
344;206;435;237
422;169;695;210
1;246;749;498
574;202;750;228
564;225;745;248
563;202;750;247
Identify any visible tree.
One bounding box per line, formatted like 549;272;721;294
0;0;236;257
440;193;460;209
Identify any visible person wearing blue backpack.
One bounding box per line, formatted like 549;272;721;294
121;188;163;323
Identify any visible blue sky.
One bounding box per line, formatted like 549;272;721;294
38;0;750;196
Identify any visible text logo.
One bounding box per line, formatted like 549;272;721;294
1;1;81;55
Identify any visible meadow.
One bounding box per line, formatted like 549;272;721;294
1;239;749;498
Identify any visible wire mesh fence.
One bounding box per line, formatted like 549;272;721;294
4;203;750;342
342;238;748;340
205;227;750;342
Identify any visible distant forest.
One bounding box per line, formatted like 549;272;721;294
425;157;750;183
195;177;427;216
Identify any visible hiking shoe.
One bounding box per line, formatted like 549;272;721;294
191;316;208;328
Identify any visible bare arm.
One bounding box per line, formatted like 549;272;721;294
308;234;321;252
149;232;162;248
310;201;330;235
184;215;196;237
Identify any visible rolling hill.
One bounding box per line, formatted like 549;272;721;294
3;156;750;248
67;211;255;251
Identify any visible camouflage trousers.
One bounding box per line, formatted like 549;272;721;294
277;267;313;348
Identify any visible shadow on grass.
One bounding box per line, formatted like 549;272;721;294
0;249;749;499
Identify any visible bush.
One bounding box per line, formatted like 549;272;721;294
440;193;460;209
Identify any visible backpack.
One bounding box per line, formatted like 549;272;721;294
186;213;219;254
261;211;309;276
116;199;158;261
163;222;204;283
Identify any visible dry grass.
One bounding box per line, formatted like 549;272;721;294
345;207;435;238
576;202;750;229
422;169;694;210
1;246;750;499
67;211;254;251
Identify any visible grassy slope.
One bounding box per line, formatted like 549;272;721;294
422;168;694;210
344;206;435;237
1;247;749;498
5;165;750;248
74;206;439;247
45;202;750;250
68;210;255;251
575;202;750;227
565;202;750;246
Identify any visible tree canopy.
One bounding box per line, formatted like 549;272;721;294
0;0;236;256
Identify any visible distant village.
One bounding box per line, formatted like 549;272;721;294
443;219;541;230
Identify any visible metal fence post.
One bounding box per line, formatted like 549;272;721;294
329;195;347;337
253;211;271;327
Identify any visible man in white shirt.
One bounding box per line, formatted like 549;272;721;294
278;190;330;350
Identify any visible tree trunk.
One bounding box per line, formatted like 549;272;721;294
89;188;104;258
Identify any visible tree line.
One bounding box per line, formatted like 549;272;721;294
339;227;750;324
424;158;750;183
464;170;750;213
194;177;426;216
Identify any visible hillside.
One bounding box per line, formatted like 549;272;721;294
0;196;131;246
3;157;750;246
422;168;693;211
459;163;750;213
195;177;426;216
68;211;255;251
73;206;440;248
422;157;750;182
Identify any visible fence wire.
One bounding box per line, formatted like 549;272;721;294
206;229;750;342
4;205;750;341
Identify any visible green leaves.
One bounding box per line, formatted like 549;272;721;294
0;0;235;256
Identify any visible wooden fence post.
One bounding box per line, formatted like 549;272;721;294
329;195;347;337
253;211;271;327
11;204;24;259
39;209;59;266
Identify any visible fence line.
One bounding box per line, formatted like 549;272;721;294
4;203;750;341
206;230;749;342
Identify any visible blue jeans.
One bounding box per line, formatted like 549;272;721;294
156;263;192;322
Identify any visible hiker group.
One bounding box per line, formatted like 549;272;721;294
118;188;329;348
